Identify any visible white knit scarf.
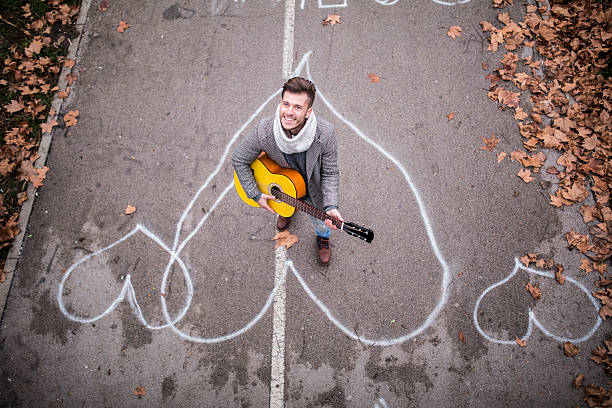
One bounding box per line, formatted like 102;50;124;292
273;103;317;154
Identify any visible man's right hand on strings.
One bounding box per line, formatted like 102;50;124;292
258;193;276;213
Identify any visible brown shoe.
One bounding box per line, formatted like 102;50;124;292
277;215;291;231
316;236;331;265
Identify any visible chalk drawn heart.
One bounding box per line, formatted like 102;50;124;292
58;51;452;345
473;257;602;345
58;224;193;328
163;51;452;345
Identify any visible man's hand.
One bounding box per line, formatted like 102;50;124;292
324;208;344;230
258;194;276;213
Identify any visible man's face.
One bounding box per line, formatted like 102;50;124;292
279;91;312;134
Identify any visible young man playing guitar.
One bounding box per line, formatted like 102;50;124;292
232;77;343;264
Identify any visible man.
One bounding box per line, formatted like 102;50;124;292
232;77;343;264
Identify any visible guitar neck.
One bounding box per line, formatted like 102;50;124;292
271;188;343;229
270;187;374;243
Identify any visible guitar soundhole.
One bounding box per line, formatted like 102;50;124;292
269;185;282;203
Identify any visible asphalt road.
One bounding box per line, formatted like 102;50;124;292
0;0;607;407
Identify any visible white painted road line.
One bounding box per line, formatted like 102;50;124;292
282;0;295;80
270;246;288;408
270;2;295;407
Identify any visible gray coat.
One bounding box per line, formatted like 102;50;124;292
232;115;339;211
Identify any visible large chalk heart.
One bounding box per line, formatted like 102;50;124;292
58;52;451;345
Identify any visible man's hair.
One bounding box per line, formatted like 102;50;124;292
282;77;316;108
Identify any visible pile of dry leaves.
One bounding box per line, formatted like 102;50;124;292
0;0;80;280
480;0;611;405
482;2;611;264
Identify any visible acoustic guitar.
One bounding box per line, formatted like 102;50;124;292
234;152;374;243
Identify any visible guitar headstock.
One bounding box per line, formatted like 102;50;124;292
343;222;374;243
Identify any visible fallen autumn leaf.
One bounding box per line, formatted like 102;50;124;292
368;73;380;83
573;374;584;388
118;21;129;32
272;230;298;249
63;110;79;127
41;119;59;134
555;264;566;285
526;281;541;299
30;166;48;188
563;341;579;357
517;168;534;183
24;39;43;57
58;87;70;99
480;133;500;151
322;14;341;26
447;26;463;38
520;253;537;267
579;259;592;274
4;100;25;113
514;106;529;121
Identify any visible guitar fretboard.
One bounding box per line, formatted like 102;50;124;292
270;187;343;229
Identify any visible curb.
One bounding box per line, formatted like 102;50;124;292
0;0;94;323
